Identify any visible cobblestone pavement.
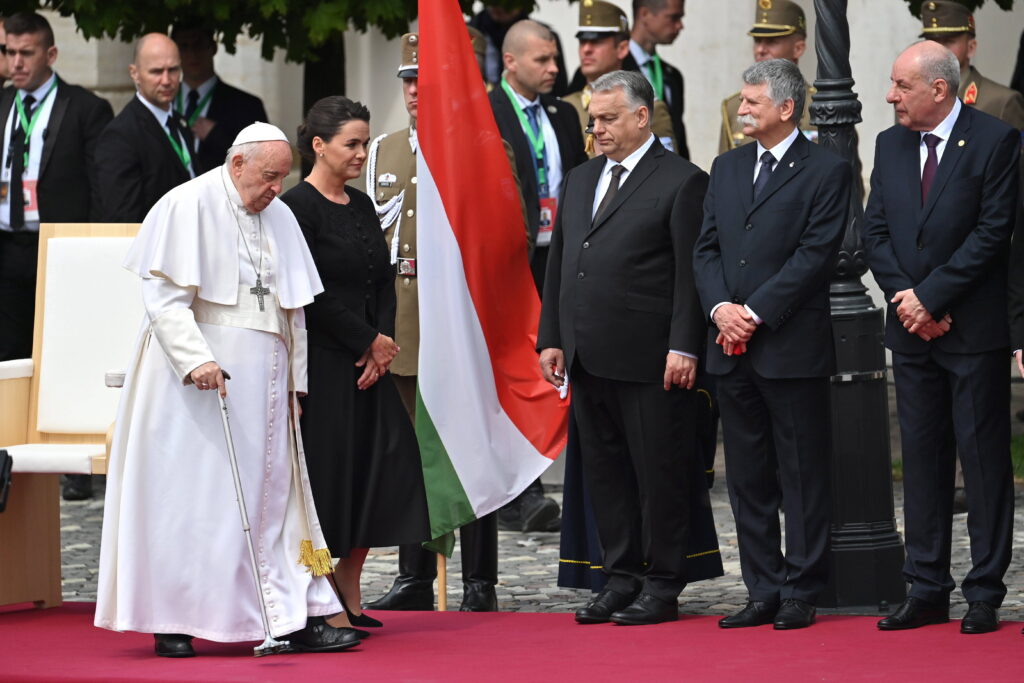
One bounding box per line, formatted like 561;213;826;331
58;478;1024;621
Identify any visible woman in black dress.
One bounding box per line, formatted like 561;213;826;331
280;97;429;631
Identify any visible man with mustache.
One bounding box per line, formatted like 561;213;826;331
94;33;195;222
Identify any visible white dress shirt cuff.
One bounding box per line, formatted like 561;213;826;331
669;350;697;359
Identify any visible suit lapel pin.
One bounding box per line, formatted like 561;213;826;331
547;105;558;115
788;161;795;168
958;139;965;147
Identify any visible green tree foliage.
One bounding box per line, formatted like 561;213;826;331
5;0;542;61
902;0;1014;17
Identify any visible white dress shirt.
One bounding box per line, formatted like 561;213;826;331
919;97;961;174
137;92;195;178
0;72;58;231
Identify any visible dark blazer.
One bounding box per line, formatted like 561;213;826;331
537;138;708;384
568;54;690;159
0;77;112;222
94;96;195;223
489;88;587;252
194;79;268;172
862;104;1020;355
694;133;850;379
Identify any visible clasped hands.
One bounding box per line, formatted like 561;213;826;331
713;304;755;356
891;289;952;341
357;333;399;390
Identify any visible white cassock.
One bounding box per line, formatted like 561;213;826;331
95;165;341;642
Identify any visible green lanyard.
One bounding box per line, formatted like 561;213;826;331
174;86;215;126
500;77;548;191
163;116;193;172
14;79;58;167
645;54;665;101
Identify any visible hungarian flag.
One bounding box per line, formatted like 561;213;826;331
416;0;569;553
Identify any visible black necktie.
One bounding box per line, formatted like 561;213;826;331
753;150;774;200
921;133;941;205
594;164;625;223
10;94;36;230
184;89;200;122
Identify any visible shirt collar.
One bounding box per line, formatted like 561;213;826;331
181;75;218;104
921;98;961;143
604;132;656;175
220;163;248;212
18;71;57;102
136;91;173;127
629;40;653;67
509;85;541;109
755;125;801;164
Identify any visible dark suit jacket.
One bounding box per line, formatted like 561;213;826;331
0;77;112;222
862;104;1020;355
694;133;850;379
490;88;587;254
94;96;195;222
537;138;708;384
195;79;268;172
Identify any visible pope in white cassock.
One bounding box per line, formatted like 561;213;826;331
95;123;361;657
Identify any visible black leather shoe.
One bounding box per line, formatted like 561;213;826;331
773;599;816;630
718;601;779;628
610;593;679;625
575;588;637;624
952;487;968;515
364;576;434;611
154;633;195;658
519;493;560;532
877;597;949;630
348;611;383;628
961;601;999;634
459;582;498;612
288;617;360;653
61;474;93;501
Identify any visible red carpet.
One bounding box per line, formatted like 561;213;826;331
0;603;1020;682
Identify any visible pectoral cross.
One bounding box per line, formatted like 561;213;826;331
250;276;270;312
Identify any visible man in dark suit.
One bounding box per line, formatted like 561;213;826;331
490;19;587;294
0;13;114;502
94;33;195;223
468;6;570;96
171;23;269;173
694;59;849;631
862;41;1019;635
538;69;708;626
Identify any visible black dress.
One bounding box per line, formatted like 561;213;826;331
280;181;429;558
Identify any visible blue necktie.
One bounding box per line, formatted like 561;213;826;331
524;104;549;197
753;150;774;199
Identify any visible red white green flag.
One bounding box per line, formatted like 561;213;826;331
416;0;569;553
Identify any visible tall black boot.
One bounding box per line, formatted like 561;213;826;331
364;543;436;611
459;513;498;611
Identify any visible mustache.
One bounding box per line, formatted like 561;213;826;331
737;114;758;128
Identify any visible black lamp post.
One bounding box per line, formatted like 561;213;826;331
810;0;907;609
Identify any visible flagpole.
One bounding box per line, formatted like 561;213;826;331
436;553;447;611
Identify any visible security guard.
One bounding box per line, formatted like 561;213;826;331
363;33;499;613
562;0;677;157
719;0;817;154
920;0;1024;129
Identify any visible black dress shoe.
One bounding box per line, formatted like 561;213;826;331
610;593;679;626
61;474;93;501
877;597;949;630
575;588;637;624
153;633;195;658
773;599;816;630
519;493;560;532
348;611;383;628
961;601;999;634
288;617;360;653
719;601;780;629
364;576;434;611
459;582;498;612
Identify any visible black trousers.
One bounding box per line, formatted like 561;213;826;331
571;358;696;601
716;355;832;604
0;230;38;361
892;348;1013;606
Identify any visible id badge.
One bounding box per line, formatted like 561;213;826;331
539;197;558;233
22;180;39;217
0;182;6;201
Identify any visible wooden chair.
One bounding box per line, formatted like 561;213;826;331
0;223;140;608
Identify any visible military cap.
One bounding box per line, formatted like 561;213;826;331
748;0;807;38
576;0;629;41
397;33;418;78
466;25;486;60
919;1;975;38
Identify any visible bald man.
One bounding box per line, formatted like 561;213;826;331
95;33;196;222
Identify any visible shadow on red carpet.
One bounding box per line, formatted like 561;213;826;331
0;603;1019;681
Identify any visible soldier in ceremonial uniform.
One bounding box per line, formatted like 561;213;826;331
920;1;1024;131
563;0;677;157
719;0;817;154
